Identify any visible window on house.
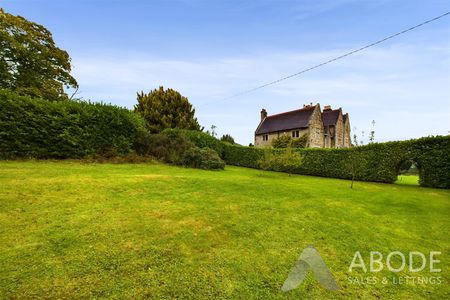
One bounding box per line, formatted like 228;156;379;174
292;130;299;138
263;134;268;141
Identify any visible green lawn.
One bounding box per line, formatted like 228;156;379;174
396;175;419;186
0;161;449;299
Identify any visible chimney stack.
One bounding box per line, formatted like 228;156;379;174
324;105;332;111
260;108;267;121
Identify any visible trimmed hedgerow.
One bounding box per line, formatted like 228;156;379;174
409;136;450;189
295;144;404;183
0;89;146;159
222;136;450;189
258;148;303;174
222;143;265;168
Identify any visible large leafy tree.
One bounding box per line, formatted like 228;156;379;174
135;86;201;133
0;8;78;100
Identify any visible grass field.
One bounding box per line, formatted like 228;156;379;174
0;161;449;299
396;175;419;186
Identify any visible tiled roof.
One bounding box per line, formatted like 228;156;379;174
322;109;341;127
255;106;316;135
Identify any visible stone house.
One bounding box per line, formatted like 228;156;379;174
322;105;351;148
254;103;351;148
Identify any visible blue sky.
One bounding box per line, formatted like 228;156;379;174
2;0;450;144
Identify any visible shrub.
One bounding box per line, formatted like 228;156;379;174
269;134;307;149
162;128;224;157
135;130;225;170
182;147;225;170
272;135;291;148
290;134;308;148
0;89;146;159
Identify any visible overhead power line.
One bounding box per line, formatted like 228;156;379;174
202;11;450;106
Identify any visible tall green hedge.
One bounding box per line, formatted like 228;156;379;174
408;136;450;188
0;89;146;158
222;136;450;189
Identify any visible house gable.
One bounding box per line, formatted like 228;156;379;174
307;104;324;148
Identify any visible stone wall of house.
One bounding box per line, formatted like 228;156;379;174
324;127;331;148
255;129;308;147
255;132;278;147
334;113;344;148
343;116;351;147
307;105;324;148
